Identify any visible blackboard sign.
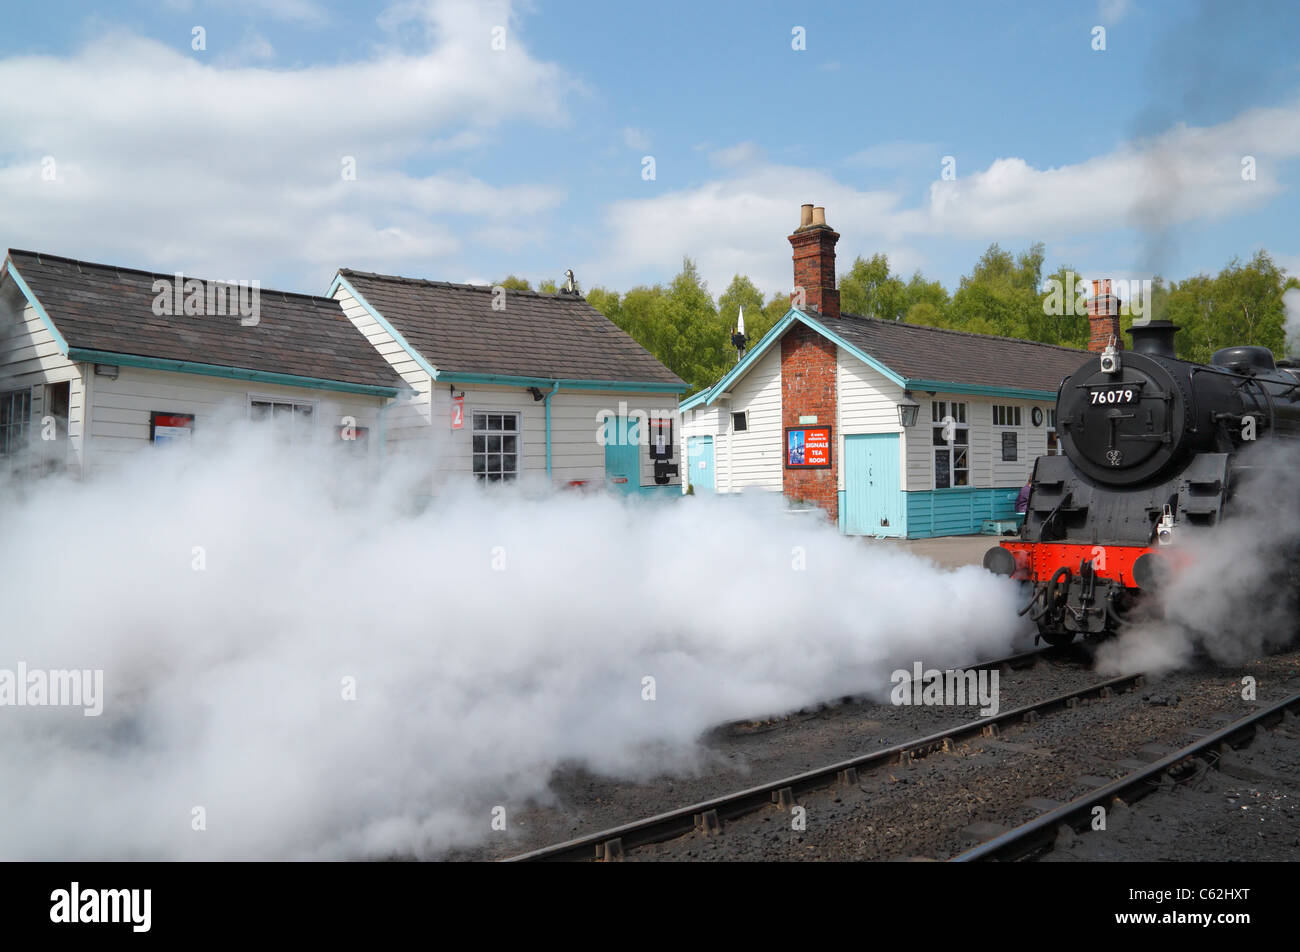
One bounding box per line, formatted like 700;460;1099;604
935;451;951;488
1002;430;1018;461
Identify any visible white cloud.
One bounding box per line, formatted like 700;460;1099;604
0;0;572;286
594;98;1300;295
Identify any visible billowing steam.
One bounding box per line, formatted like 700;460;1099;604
1284;286;1300;357
0;424;1022;859
1096;438;1300;676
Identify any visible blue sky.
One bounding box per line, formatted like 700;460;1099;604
2;0;1299;301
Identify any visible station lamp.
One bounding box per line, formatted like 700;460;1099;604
897;391;920;427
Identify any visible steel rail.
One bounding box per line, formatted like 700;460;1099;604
506;668;1141;862
951;688;1300;862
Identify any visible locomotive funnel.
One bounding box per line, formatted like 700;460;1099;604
1127;320;1179;358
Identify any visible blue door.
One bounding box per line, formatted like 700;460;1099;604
687;436;715;493
843;434;903;537
604;416;640;494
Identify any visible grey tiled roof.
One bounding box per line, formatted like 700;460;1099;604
339;269;685;387
6;250;400;390
820;310;1087;393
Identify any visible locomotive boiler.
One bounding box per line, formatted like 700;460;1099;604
983;320;1300;645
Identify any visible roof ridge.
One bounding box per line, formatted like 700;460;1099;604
340;268;586;301
837;309;1087;355
7;248;335;305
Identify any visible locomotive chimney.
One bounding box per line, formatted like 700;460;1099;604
1128;320;1180;359
1087;279;1123;352
789;203;840;320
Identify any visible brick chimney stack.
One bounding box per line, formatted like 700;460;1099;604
789;203;840;320
1087;279;1123;352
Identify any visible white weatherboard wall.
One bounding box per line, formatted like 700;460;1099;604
0;277;85;470
84;366;383;475
836;350;907;492
333;284;432;443
681;344;782;495
906;393;1052;491
424;384;682;489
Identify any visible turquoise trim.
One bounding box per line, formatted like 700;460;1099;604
65;348;400;398
4;262;69;355
327;273;441;381
904;487;1020;538
439;370;683;393
543;381;560;476
903;378;1058;400
681;307;1068;409
796;310;908;387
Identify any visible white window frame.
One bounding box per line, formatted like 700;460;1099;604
1046;408;1060;455
731;410;748;433
0;387;32;457
247;393;318;445
471;408;523;482
931;400;970;489
992;404;1022;427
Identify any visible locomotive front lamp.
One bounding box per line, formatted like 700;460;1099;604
897;392;920;427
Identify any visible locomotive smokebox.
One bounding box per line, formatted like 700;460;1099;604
1127;320;1180;358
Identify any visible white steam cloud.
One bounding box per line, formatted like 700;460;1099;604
1284;287;1300;357
1097;438;1300;676
0;426;1023;859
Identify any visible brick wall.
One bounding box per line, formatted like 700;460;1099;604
781;323;838;523
788;227;840;320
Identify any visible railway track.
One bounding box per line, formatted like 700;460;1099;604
506;664;1143;862
951;688;1300;862
718;643;1080;736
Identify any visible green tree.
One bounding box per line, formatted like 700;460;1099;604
497;275;532;291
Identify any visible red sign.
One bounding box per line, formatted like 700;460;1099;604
450;394;464;430
785;425;831;468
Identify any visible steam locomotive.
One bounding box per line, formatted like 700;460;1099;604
983;320;1300;645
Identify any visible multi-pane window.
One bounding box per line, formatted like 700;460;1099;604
0;388;32;457
1046;408;1060;455
931;400;969;488
250;399;314;444
992;405;1022;426
472;411;520;482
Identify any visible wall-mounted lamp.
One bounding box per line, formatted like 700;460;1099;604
528;387;546;401
897;390;920;427
94;364;119;379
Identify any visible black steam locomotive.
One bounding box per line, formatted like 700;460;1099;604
984;320;1300;644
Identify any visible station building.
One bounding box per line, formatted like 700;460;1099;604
329;269;685;494
680;206;1106;538
1;251;685;492
0;250;400;477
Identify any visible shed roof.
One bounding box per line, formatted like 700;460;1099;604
830;310;1087;392
684;307;1088;409
5;249;400;393
336;269;685;389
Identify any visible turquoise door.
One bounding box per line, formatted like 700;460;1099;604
844;434;903;537
687;436;715;492
604;416;640;494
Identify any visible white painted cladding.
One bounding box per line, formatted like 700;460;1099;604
836;350;907;492
679;345;783;494
84;366;383;475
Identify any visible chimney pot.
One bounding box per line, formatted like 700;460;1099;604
1087;278;1123;353
788;203;840;320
